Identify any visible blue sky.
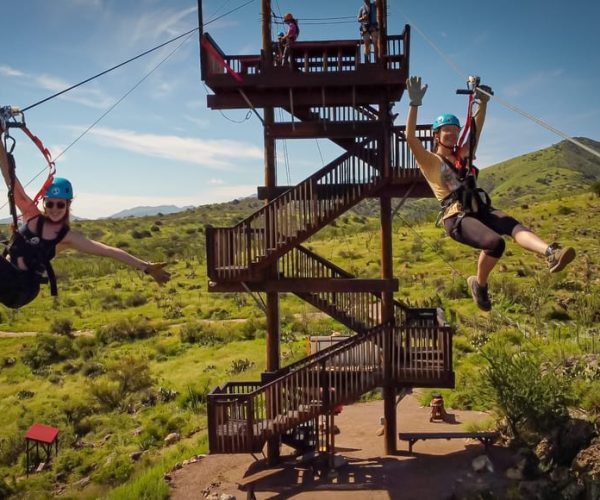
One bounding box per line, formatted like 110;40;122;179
1;0;599;219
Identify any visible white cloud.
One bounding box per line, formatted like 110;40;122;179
0;65;25;77
86;127;263;170
127;6;197;46
34;74;114;109
208;178;224;185
0;65;113;109
74;184;256;219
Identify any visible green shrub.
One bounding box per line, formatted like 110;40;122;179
89;379;122;410
239;317;266;340
131;229;152;239
75;335;99;360
480;340;572;442
80;361;106;378
124;292;148;308
22;334;78;369
0;476;14;498
179;382;211;413
179;322;225;346
96;317;157;344
557;205;574;215
0;435;25;467
107;356;154;395
590;180;600;197
442;279;468;300
99;292;125;310
92;453;134;486
49;318;74;336
227;358;255;375
54;448;83;476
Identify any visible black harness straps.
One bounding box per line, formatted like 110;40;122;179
5;215;69;296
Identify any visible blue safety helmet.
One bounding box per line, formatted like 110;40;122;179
45;177;73;200
432;113;461;131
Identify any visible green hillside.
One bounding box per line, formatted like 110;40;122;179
478;137;600;205
355;137;600;223
0;141;599;499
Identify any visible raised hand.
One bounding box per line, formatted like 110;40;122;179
406;76;428;107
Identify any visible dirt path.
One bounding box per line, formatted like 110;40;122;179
169;394;514;499
0;330;94;338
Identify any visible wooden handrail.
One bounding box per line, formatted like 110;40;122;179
207;319;453;453
202;25;409;78
207;137;383;281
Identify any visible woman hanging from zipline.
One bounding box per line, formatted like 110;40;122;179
404;76;575;311
0;122;170;309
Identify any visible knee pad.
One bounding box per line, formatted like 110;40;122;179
485;237;506;259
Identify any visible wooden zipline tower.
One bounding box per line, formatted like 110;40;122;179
199;0;454;462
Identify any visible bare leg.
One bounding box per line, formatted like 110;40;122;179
512;226;548;255
477;251;499;287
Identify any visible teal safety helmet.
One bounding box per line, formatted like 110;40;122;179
432;113;461;131
45;177;73;200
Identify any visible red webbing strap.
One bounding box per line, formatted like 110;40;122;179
201;37;244;82
455;93;475;173
20;125;56;205
456;93;474;153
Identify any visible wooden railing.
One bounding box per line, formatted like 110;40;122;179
391;125;434;178
207;318;453;454
206;138;382;282
201;26;410;80
279;245;408;332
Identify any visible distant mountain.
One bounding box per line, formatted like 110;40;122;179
107;205;194;219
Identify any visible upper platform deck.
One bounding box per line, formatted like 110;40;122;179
201;26;410;110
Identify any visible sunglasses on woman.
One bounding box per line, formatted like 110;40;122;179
44;200;67;209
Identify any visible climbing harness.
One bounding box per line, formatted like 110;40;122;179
5;215;69;297
435;77;494;226
1;107;64;297
1;106;56;213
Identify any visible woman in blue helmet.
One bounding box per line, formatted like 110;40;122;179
404;76;575;311
0;136;170;309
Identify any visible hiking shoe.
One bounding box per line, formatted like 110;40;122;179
545;243;575;273
467;276;492;311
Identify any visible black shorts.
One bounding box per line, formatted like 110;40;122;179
443;209;525;259
0;257;41;309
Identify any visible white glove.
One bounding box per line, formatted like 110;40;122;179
406;76;428;107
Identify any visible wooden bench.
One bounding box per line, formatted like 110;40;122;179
237;467;285;500
398;431;498;453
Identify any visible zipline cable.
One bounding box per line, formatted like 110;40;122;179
1;31;196;210
20;0;256;113
4;0;258;208
396;8;600;160
204;0;257;27
21;27;199;113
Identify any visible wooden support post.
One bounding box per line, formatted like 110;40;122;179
378;79;396;454
381;194;396;455
376;0;387;61
262;0;280;465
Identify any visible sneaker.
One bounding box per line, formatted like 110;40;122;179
467;276;492;311
545;243;575;273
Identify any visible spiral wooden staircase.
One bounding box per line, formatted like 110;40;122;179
199;0;454;460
